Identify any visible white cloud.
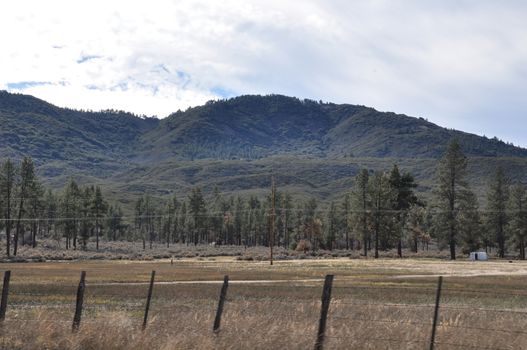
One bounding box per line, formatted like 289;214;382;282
1;0;526;146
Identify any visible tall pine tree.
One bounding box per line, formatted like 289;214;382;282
352;169;370;256
436;139;468;260
508;183;527;259
486;167;509;258
0;159;16;256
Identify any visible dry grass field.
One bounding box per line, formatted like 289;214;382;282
1;258;527;349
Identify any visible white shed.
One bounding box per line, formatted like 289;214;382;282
469;251;488;261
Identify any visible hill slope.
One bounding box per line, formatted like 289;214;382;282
1;91;527;206
0;91;158;173
137;94;527;161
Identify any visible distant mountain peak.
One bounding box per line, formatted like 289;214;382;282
1;90;526;166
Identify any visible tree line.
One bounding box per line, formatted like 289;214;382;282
1;138;526;259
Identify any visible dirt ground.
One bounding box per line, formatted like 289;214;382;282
1;258;527;349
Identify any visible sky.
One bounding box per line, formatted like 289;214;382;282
1;0;526;147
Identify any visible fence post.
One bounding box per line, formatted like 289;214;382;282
213;275;229;333
0;271;11;322
72;271;86;332
315;274;334;350
142;270;156;330
429;276;443;350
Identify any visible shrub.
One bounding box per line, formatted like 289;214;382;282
295;239;311;253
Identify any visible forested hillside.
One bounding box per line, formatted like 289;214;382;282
2;92;527;259
1;90;527;203
0;91;158;171
139;94;527;161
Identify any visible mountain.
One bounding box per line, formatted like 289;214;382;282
137;94;527;161
0;91;158;175
1;91;527;207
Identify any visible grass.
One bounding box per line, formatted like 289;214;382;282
0;258;527;349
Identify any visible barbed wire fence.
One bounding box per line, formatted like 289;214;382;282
0;270;526;349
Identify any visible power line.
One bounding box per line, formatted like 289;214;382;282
1;209;526;222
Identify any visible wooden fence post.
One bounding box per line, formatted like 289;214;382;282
142;270;156;330
213;275;229;333
0;271;11;322
72;271;86;332
429;276;443;350
315;274;334;350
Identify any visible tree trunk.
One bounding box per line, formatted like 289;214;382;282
95;218;99;251
374;222;379;259
32;221;37;248
449;208;456;260
498;224;505;258
73;223;77;250
5;195;11;257
449;222;456;260
13;197;25;256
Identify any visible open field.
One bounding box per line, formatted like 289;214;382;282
1;258;527;349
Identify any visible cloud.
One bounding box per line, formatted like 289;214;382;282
77;55;103;64
0;0;526;146
6;81;52;89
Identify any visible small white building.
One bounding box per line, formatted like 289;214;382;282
469;251;488;261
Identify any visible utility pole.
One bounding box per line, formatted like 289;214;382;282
270;176;276;266
282;202;287;249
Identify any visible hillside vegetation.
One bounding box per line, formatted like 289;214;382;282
1;90;527;203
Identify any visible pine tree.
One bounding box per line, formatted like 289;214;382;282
178;201;188;244
106;204;124;241
188;187;206;245
458;190;482;253
165;201;173;247
61;179;81;250
486;167;509;258
170;195;180;244
325;201;337;250
368;171;394;258
44;189;58;239
234;196;244;245
407;204;426;252
14;157;38;255
302;198;320;250
508;183;527;259
209;188;223;244
27;179;44;248
134;197;145;249
351;169;370;256
80;187;94;250
0;159;16;256
389;165;418;257
247;195;261;247
340;194;352;250
91;186;107;250
280;193;293;249
436;139;468;260
142;195;155;249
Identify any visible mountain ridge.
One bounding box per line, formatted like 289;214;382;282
1;90;527;207
137;94;527;161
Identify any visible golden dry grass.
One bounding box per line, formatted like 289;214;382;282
1;258;527;349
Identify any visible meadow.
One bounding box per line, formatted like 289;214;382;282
1;258;526;349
